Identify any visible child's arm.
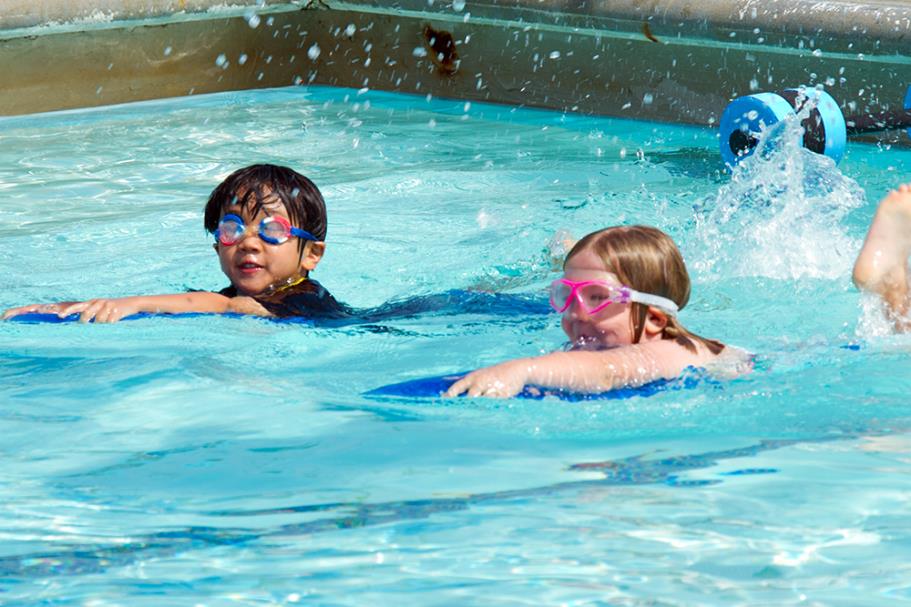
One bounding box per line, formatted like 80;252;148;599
445;340;692;398
2;292;271;323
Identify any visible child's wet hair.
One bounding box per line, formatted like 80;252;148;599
203;164;327;255
566;225;723;354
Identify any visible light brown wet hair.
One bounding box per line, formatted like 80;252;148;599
566;225;724;354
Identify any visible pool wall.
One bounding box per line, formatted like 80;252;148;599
3;0;911;131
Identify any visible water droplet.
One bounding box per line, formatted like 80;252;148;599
163;46;172;56
246;12;261;28
412;46;428;57
238;53;248;65
307;44;321;60
548;50;561;59
642;93;654;105
345;24;356;36
215;54;229;68
453;0;466;11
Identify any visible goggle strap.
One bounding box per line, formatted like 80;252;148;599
290;226;318;242
627;290;679;316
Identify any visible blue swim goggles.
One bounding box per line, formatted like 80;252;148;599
213;214;317;246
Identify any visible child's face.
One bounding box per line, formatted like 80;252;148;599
559;247;637;349
214;197;321;296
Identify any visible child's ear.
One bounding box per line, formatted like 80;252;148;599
642;307;669;338
299;241;326;272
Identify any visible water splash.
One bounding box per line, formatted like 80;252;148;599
693;105;864;281
856;293;903;338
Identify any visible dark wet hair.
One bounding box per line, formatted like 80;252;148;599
203;164;327;255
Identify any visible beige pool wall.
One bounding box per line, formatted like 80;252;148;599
3;0;911;131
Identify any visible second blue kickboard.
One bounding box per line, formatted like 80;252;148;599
366;373;706;401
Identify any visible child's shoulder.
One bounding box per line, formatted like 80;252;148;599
634;338;743;377
634;337;714;359
701;344;754;379
256;278;350;319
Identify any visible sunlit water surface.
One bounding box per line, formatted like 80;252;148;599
1;86;910;605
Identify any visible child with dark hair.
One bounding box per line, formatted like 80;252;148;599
2;164;348;322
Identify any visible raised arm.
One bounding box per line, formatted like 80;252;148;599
852;185;911;330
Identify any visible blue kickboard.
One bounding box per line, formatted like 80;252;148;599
4;291;547;325
7;312;155;323
366;372;705;401
5;312;312;324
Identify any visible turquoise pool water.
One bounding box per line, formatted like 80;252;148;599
1;86;910;605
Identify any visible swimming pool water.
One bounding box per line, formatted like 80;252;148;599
1;85;911;605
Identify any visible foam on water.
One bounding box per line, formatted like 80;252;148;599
694;106;865;281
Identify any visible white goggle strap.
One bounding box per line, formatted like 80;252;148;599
627;290;679;316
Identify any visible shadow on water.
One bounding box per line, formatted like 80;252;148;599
0;435;844;580
636;147;728;182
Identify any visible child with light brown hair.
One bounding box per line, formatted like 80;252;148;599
446;225;746;398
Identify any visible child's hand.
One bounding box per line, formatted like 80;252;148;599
444;359;532;398
57;297;144;323
2;302;77;320
225;296;271;316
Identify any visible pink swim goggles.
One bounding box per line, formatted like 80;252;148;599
549;278;679;316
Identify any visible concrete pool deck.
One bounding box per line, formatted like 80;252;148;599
2;0;911;134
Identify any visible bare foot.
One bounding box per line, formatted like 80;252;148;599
853;184;911;322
